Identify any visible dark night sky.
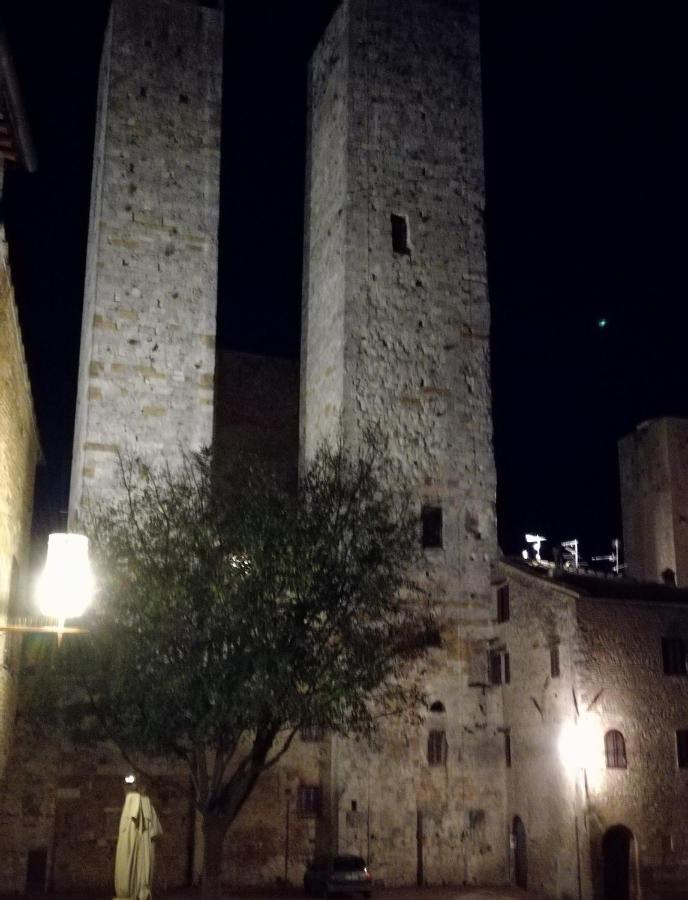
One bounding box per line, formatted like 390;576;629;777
1;1;687;562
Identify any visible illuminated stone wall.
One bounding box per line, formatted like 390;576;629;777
301;0;506;885
498;559;688;899
0;232;40;780
69;0;223;525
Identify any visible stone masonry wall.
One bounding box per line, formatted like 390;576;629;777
576;593;688;899
0;234;40;779
499;560;688;899
496;562;591;899
301;0;506;885
69;0;223;524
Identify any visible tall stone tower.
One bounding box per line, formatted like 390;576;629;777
619;418;688;586
301;0;506;885
69;0;223;523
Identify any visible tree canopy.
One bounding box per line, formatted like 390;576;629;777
36;440;431;897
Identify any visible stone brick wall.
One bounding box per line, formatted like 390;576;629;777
0;234;40;779
301;0;506;885
619;418;688;587
498;559;688;899
69;0;223;524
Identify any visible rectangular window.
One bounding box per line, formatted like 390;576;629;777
504;731;511;768
427;729;447;766
662;637;687;675
488;650;502;685
297;785;321;817
391;213;411;254
676;730;688;768
489;649;509;685
496;583;509;622
550;644;560;679
421;506;443;548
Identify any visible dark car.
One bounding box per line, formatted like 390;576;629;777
303;854;373;898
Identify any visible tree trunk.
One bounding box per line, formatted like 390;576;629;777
202;813;230;900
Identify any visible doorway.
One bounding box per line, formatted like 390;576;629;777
602;825;633;900
512;816;527;889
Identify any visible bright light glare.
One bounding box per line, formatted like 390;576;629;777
124;773;136;784
558;719;599;771
35;533;95;621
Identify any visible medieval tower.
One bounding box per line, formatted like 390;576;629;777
69;0;223;523
301;0;506;885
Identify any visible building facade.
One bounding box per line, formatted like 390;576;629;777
496;558;688;899
0;26;40;780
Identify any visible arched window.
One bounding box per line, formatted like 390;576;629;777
605;730;627;769
429;701;445;713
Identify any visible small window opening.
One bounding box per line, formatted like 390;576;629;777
429;701;445;713
351;800;357;812
550;644;560;679
488;649;509;685
391;213;411;254
496;583;510;623
676;730;688;768
427;729;447;766
662;636;687;675
604;730;627;769
422;506;443;548
179;93;190;104
25;848;48;893
297;785;321;817
504;731;511;768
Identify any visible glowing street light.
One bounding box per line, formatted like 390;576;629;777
0;532;94;642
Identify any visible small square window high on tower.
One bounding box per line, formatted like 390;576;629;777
421;506;443;548
391;213;411;254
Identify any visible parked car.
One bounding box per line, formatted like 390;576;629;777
303;854;373;897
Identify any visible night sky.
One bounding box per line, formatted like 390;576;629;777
2;1;686;563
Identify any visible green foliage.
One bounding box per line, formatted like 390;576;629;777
36;439;430;822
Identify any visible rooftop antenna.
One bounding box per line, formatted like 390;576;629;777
592;539;622;575
525;533;546;562
561;539;579;569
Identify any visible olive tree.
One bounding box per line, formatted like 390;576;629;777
41;440;430;899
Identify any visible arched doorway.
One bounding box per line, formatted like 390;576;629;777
512;816;527;889
602;825;633;900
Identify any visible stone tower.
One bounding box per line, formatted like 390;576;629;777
69;0;223;523
301;0;506;885
619;418;688;587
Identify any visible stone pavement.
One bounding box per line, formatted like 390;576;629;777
2;887;526;899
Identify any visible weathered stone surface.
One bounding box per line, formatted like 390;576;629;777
497;559;688;899
0;230;40;781
68;0;223;524
300;0;505;886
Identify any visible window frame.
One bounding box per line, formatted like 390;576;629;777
421;505;443;549
604;729;627;769
676;729;688;768
662;637;687;676
297;784;321;818
427;729;447;766
496;583;510;623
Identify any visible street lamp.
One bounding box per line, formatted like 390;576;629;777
0;532;94;641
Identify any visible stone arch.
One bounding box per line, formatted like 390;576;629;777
602;824;635;900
